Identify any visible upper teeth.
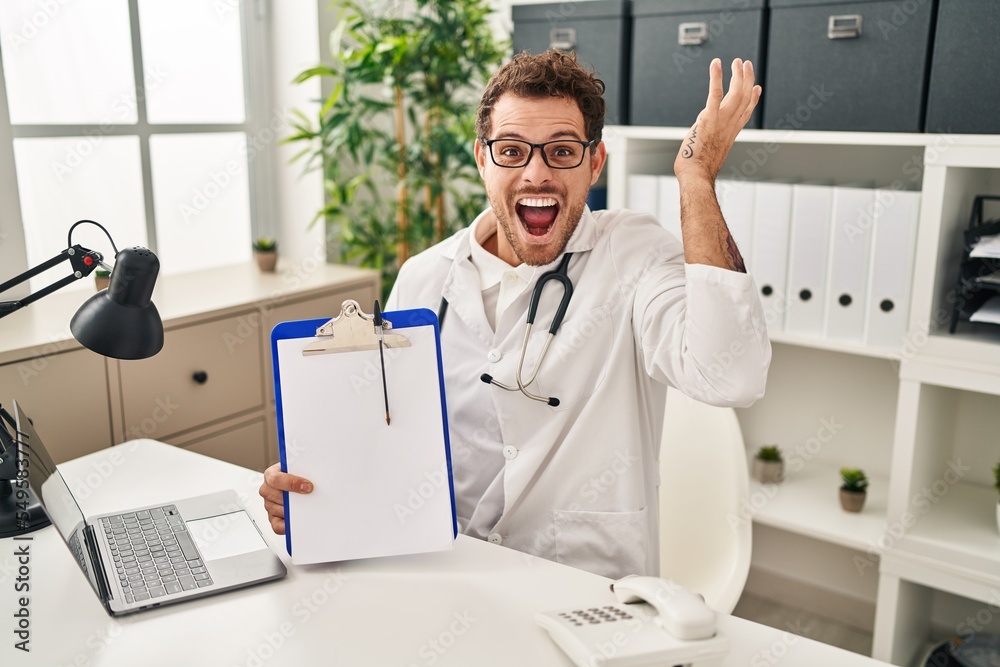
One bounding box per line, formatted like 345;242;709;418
519;197;556;207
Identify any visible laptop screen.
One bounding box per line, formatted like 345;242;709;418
15;401;104;598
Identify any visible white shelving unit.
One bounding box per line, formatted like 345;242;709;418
603;126;1000;666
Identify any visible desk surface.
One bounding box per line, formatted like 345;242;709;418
0;441;890;666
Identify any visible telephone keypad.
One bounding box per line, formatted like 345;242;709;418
558;605;633;626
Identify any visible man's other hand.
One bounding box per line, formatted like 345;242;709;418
259;463;313;535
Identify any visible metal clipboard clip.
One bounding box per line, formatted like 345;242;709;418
301;299;411;356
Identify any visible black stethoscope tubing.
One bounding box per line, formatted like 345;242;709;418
437;253;575;406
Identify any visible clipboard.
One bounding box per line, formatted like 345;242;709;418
271;300;456;565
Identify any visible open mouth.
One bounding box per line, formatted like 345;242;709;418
515;197;559;237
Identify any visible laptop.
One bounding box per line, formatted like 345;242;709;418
13;400;286;616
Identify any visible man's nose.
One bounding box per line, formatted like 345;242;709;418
522;147;553;182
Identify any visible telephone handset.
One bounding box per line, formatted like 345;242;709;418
535;576;730;667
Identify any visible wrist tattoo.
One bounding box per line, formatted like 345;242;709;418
682;124;697;159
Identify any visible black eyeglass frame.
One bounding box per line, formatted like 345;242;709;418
480;137;597;170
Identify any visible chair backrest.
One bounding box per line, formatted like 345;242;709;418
658;387;751;614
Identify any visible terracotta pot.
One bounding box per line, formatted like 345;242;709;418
752;459;784;484
254;251;278;272
94;274;111;291
840;488;866;512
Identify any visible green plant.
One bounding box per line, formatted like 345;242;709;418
755;445;783;462
253;237;278;252
95;268;111;278
993;458;1000;498
285;0;507;300
840;468;869;493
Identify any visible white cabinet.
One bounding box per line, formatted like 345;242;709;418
0;261;379;473
604;126;1000;665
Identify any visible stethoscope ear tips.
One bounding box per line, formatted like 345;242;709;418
547;397;560;407
481;373;494;384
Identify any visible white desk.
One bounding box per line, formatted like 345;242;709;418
1;441;891;666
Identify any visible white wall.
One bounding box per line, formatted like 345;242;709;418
269;4;325;265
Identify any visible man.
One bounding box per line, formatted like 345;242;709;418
260;50;770;580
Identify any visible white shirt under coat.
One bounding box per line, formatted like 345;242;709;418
386;206;771;579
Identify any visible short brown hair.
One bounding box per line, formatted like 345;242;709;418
476;50;606;149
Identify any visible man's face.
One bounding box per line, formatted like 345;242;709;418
475;94;606;266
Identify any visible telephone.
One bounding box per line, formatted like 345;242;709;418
535;576;729;667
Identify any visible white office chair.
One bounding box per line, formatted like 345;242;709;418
658;386;752;614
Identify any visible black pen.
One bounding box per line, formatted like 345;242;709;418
373;300;390;425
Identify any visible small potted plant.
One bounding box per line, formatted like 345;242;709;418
253;237;278;272
94;268;111;291
752;445;784;484
839;468;869;512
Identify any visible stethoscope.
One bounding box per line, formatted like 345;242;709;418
438;252;574;407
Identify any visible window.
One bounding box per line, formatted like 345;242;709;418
0;0;272;291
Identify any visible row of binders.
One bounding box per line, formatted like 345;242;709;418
628;175;921;348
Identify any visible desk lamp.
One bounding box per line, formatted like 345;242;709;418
0;220;164;538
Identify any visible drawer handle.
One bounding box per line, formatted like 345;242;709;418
828;14;862;39
192;371;208;385
549;27;575;51
678;22;708;46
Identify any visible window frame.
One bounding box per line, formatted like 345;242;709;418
0;0;274;267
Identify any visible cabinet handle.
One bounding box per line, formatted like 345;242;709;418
880;299;895;313
828;14;862;39
838;293;853;307
678;22;708;46
799;289;812;302
192;371;208;384
761;284;773;296
549;27;575;51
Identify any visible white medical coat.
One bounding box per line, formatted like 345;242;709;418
387;207;771;579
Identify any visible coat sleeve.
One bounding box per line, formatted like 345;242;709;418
619;217;771;407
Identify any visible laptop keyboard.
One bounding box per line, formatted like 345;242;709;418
100;505;214;604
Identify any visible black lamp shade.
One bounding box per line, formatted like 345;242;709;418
70;246;164;360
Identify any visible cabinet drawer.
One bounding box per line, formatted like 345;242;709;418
119;314;263;440
0;348;112;463
181;418;268;472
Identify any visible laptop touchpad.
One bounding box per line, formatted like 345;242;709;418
187;511;265;561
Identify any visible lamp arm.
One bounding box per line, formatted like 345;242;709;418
0;244;105;319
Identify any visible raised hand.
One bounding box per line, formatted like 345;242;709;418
674;58;762;185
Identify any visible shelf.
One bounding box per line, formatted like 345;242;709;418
608;125;1000;148
747;461;890;552
901;354;1000;396
769;331;900;360
882;483;1000;603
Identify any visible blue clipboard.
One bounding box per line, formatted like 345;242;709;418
271;301;456;565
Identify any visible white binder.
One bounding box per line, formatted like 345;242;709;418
627;174;660;219
717;179;755;265
825;186;876;342
865;189;921;348
750;182;793;333
658;175;682;243
785;184;834;337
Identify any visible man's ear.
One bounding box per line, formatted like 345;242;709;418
589;141;608;186
474;140;487;179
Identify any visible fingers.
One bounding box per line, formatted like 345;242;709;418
261;462;313;495
739;85;763;126
706;57;724;108
259;462;313;535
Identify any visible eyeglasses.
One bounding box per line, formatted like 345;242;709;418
481;138;595;169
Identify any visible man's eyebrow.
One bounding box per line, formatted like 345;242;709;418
493;131;586;142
